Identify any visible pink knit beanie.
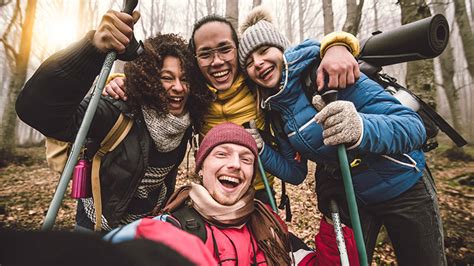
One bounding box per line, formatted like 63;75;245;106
195;122;259;173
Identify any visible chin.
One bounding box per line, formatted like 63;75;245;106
215;195;239;206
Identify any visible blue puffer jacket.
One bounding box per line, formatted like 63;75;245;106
259;39;427;204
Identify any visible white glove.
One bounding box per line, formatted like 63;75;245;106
245;120;264;151
314;100;362;146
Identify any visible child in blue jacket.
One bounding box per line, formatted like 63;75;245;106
238;7;446;265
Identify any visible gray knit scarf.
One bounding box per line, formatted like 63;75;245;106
142;106;191;152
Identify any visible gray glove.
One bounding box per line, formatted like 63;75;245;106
314;100;362;146
245;120;264;151
312;94;326;112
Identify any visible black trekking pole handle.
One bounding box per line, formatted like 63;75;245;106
42;0;139;231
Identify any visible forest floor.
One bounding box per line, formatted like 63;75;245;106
0;142;473;265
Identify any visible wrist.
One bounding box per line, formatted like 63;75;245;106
320;31;360;58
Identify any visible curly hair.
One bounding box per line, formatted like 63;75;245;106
124;33;213;131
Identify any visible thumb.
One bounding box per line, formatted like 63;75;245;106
312;94;326;112
132;10;141;24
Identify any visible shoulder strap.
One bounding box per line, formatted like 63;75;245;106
157;186;207;242
171;207;207;242
91;113;133;231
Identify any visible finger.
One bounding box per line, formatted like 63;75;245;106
114;10;135;29
327;72;339;89
354;63;361;80
323;113;344;128
249;119;257;130
322;124;343;139
105;85;119;99
110;80;127;99
102;85;110;96
316;102;344;124
316;67;324;91
110;82;124;99
338;68;347;89
346;67;355;87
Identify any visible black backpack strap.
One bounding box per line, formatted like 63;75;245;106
169;206;207;242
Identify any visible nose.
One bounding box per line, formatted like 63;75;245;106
172;79;185;93
254;55;264;69
210;52;224;66
226;153;241;170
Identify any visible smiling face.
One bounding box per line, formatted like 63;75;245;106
193;22;239;91
160;56;190;116
200;143;255;205
245;46;284;89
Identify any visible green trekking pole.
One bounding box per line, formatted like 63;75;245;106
41;0;139;231
320;90;368;266
244;121;278;212
257;157;278;212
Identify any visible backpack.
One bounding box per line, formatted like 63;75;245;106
45;113;133;231
301;61;467;152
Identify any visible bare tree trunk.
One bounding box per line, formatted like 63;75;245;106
0;0;37;161
225;0;239;33
298;0;304;42
453;0;474;78
322;0;334;35
194;0;198;21
285;0;294;43
432;0;463;132
399;0;436;106
252;0;262;8
342;0;364;35
373;0;379;30
206;0;213;15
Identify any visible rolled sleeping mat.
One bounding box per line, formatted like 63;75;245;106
359;14;449;67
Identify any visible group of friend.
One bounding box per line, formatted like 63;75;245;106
15;6;446;266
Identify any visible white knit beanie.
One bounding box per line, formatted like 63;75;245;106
238;7;290;68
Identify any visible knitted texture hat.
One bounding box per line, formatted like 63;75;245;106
195;122;258;173
238;7;290;68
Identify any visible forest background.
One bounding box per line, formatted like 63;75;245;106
0;0;473;265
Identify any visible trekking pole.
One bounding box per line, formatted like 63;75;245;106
41;0;139;231
330;199;350;266
244;121;278;212
320;90;368;266
257;157;278;212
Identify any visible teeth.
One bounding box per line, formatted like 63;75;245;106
212;70;229;78
218;176;240;184
260;67;273;79
169;97;183;102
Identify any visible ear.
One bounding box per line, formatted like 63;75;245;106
198;170;203;178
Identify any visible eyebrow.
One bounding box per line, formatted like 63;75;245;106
198;41;233;51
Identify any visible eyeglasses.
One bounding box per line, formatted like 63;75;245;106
195;45;236;66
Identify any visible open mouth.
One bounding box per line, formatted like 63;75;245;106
259;66;274;81
218;175;241;189
168;96;184;109
211;70;230;82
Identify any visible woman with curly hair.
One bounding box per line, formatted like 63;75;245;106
16;10;212;232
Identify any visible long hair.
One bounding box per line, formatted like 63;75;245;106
124;33;213;131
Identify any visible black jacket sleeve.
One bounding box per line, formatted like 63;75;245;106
16;31;114;141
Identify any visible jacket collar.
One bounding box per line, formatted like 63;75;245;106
207;74;246;101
